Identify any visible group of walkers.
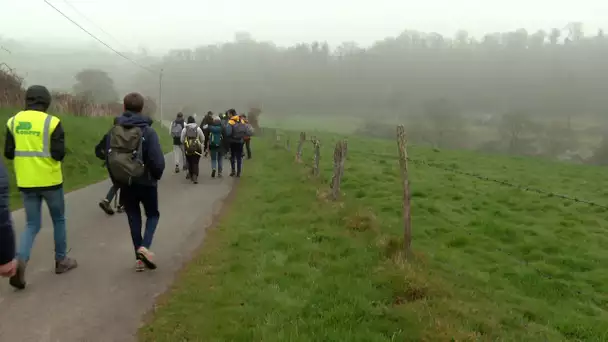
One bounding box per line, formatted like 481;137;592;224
169;109;254;182
0;86;169;287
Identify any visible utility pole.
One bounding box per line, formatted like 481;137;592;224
158;68;163;122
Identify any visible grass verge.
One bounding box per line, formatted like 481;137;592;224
0;109;172;209
141;130;608;341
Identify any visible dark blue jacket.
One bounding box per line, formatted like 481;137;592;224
0;159;15;265
98;112;165;187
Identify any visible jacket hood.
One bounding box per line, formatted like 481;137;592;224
118;112;152;128
25;85;51;112
185;122;199;128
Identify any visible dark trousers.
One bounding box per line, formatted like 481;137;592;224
186;154;201;177
105;185;124;206
229;142;244;174
203;134;210;154
245;139;252;159
120;185;160;255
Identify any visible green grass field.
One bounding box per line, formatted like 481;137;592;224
0;108;172;209
141;130;608;341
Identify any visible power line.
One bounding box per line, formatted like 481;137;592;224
43;0;157;74
0;46;11;54
61;0;131;53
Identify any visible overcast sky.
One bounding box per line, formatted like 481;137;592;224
1;0;606;53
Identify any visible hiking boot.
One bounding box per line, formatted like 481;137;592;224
211;169;216;178
236;172;241;178
9;260;27;290
55;257;78;274
175;165;179;173
135;259;145;272
99;199;115;215
137;247;157;270
192;175;199;184
229;171;236;177
116;205;125;213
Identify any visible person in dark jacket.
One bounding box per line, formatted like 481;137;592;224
200;111;214;157
95;116;124;215
0;159;16;278
103;93;165;272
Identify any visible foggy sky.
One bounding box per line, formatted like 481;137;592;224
1;0;606;53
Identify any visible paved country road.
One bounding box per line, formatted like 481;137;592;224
0;151;233;342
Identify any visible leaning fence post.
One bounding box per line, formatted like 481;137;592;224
330;141;344;200
396;125;412;259
311;139;321;177
296;132;306;162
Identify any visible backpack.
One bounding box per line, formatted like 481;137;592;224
171;121;183;138
106;125;146;185
209;127;222;148
231;122;249;140
184;126;202;155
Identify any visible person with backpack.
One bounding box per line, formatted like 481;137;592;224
240;114;253;159
200;111;214;158
104;92;165;272
4;85;77;289
203;115;224;178
170;112;187;173
180;116;205;184
96;116;125;215
225;113;253;177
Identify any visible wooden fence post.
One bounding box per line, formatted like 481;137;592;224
339;139;348;180
285;136;291;150
330;141;344;200
296;132;306;162
311;139;321;177
396;125;412;259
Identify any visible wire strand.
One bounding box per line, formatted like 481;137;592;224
43;0;157;74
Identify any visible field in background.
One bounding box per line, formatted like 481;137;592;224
0;108;172;209
141;130;608;340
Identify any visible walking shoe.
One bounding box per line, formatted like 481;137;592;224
116;205;125;213
211;169;216;178
135;259;145;272
99;199;115;215
175;165;180;173
229;171;236;177
55;257;78;274
193;175;199;184
236;172;241;178
9;260;27;290
137;247;157;270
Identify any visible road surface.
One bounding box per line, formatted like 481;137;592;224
0;152;234;342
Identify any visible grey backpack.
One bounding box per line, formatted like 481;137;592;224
107;125;146;185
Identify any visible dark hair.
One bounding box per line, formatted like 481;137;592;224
228;108;237;116
207;111;213;115
177;112;183;118
123;92;144;113
187;116;196;124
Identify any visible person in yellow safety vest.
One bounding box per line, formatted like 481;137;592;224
3;85;78;290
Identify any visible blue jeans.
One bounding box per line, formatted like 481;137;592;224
210;147;223;171
120;184;159;255
19;188;67;261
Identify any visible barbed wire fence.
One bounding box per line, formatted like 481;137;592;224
270;127;608;256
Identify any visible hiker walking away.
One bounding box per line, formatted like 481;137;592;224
203;115;224;178
225;112;253;177
96;116;125;215
0;159;17;278
105;92;165;272
240;114;254;159
170;112;187;173
221;112;231;160
4;85;77;289
181;116;204;184
200;111;214;158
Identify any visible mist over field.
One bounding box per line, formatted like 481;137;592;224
1;0;608;163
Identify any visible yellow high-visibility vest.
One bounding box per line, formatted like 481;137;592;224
7;110;63;188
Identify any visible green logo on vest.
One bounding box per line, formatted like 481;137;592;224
15;121;41;136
